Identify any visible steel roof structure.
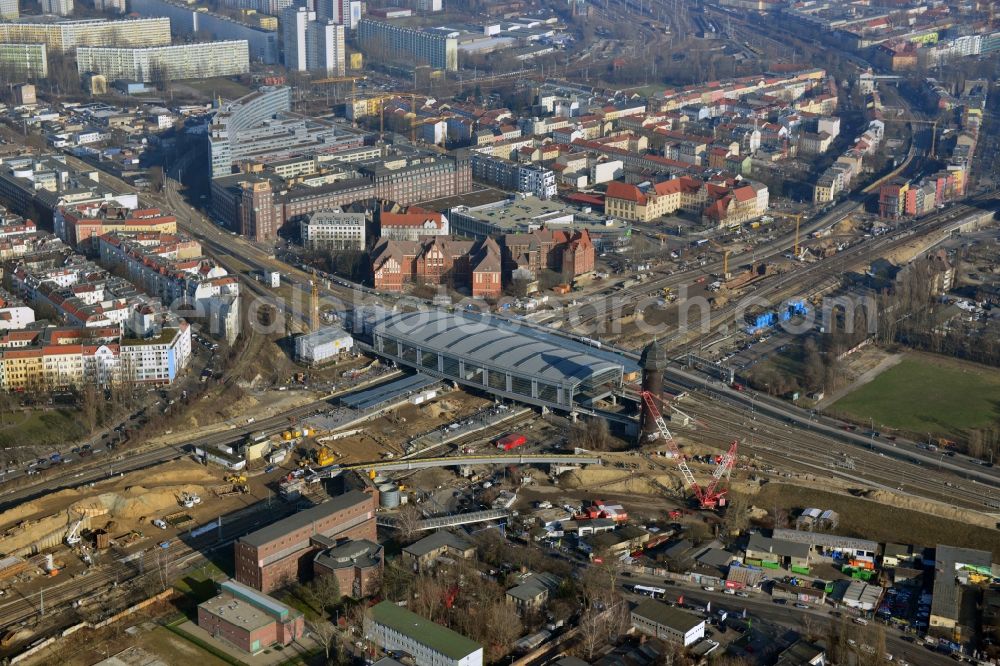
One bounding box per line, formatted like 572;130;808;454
372;309;629;410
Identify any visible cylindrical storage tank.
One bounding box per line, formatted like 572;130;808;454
379;484;400;509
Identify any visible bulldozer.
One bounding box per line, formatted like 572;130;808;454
225;473;247;485
314;446;335;467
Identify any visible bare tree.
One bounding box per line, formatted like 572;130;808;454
570;416;612;451
394;504;423;544
308;619;340;665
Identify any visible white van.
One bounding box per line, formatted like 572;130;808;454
853;617;869;626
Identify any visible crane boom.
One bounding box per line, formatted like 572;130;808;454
641;391;696;489
700;440;738;508
641;390;737;509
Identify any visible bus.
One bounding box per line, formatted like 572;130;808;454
632;585;667;598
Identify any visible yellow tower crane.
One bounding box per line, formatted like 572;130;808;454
768;211;805;257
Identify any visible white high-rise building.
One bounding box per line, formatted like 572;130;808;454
316;0;360;27
0;0;18;20
307;20;345;75
283;6;345;73
282;6;312;71
41;0;74;14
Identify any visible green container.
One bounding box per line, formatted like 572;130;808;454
761;561;780;570
791;566;811;575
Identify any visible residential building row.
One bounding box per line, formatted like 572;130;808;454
357;19;458;71
0;323;191;389
0;17;171;52
813;120;885;204
0;42;48;79
128;0;280;64
75;40;251;83
470;153;557;200
96;231;241;344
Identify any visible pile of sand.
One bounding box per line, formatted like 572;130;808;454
562;468;683;496
70;484;208;520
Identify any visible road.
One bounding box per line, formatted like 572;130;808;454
619;571;955;665
0;372;405;513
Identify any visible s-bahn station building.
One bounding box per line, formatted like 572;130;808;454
371;310;635;412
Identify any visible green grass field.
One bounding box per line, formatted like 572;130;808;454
830;354;1000;438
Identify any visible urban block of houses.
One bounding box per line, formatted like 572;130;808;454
54;201;176;249
0;323;191;389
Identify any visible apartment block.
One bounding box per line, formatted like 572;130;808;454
0;18;172;53
76;41;250;82
0;324;190;390
234;489;377;592
300;210;366;250
55;202;177;249
282;7;346;74
0;0;18;20
470;154;556;200
357;19;458;71
129;0;278;63
41;0;74;16
0;43;48;79
316;0;361;28
96;232;241;342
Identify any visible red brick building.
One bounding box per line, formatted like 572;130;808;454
312;538;383;598
501;229;595;279
371;236;503;298
234;489;377;593
371;229;593;298
197;579;305;654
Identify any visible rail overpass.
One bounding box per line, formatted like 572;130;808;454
306;453;603;481
378;508;511;531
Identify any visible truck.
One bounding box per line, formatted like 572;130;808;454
495;433;527;451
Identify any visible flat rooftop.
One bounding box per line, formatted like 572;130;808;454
374;309;630;387
199;591;274;632
340;372;438;410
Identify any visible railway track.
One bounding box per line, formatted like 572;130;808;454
653;375;1000;512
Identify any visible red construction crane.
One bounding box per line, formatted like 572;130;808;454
641;391;738;509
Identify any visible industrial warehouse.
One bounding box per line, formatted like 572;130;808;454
370;310;635;411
